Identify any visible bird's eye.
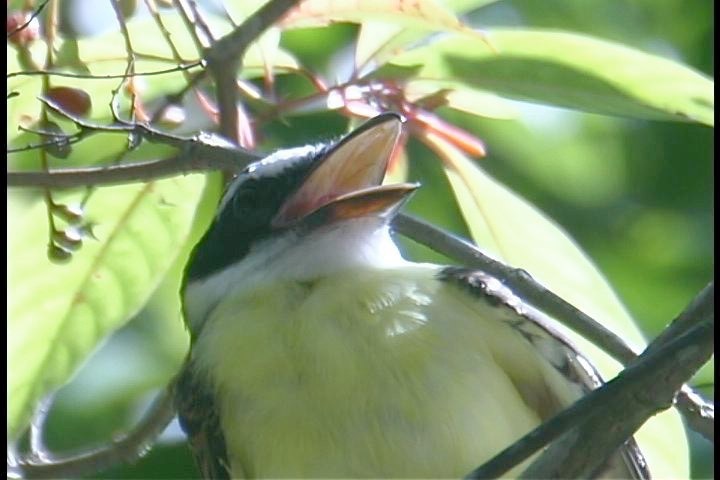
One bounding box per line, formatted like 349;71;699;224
231;188;252;211
227;183;275;232
231;189;256;218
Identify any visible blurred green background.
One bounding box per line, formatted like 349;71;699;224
16;0;712;478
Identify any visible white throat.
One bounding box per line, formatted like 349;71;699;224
183;218;408;332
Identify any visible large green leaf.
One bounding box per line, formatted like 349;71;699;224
423;132;689;479
282;0;471;31
7;174;207;439
355;21;415;72
353;0;500;72
388;28;713;125
279;0;492;72
404;79;518;119
443;0;500;13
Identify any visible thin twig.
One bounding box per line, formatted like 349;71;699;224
7;0;49;39
7;62;203;80
7;153;232;188
676;386;715;442
144;0;195;74
16;382;178;479
143;0;209;124
7;140;255;188
39;0;61;259
7;101;258;188
28;395;55;462
172;0;209;50
186;0;216;45
108;0;138;123
7;136;256;187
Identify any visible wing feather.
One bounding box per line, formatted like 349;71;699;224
438;266;651;480
175;360;232;480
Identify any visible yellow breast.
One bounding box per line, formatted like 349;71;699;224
191;265;578;478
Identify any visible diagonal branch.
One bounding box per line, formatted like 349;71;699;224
644;282;715;442
203;0;300;141
463;282;714;479
9;154;230;189
6;63;203;80
522;283;714;478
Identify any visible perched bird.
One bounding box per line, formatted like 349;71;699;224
176;113;649;479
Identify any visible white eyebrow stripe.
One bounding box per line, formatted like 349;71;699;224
217;145;321;215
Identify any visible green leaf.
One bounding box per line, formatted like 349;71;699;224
355;21;411;71
282;0;471;32
7;174;207;439
424;132;689;479
443;0;500;13
242;27;299;79
389;28;714;125
352;0;501;73
404;80;518;119
284;0;490;73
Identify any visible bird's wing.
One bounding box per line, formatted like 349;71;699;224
437;266;651;480
175;359;232;480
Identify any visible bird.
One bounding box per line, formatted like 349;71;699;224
175;112;650;479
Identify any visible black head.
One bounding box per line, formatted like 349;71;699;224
184;113;417;284
185;143;327;282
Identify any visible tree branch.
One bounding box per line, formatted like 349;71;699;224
7;100;260;189
7;61;203;80
9;155;219;188
522;293;714;478
463;283;713;479
203;0;300;141
12;381;177;479
28;395;54;462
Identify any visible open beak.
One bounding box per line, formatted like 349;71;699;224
272;113;419;228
